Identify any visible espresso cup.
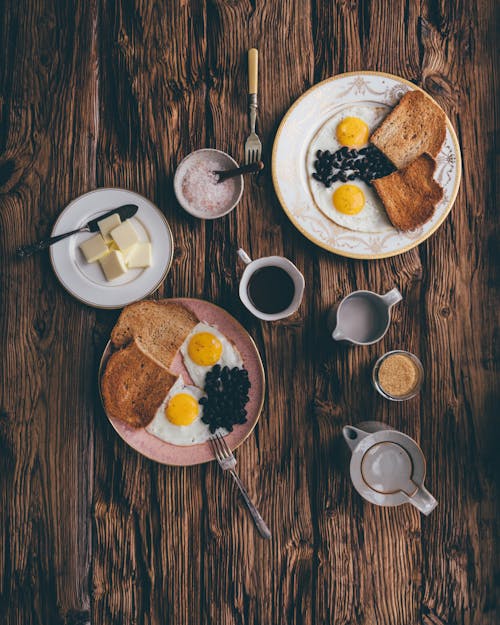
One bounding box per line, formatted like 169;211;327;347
237;248;305;321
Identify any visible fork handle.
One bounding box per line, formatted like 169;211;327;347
248;48;258;94
230;469;271;539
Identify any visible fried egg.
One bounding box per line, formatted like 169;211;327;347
180;322;243;387
307;103;393;232
146;376;225;446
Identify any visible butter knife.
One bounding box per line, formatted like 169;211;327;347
16;204;138;258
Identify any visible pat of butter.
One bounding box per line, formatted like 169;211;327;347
126;242;152;268
79;234;109;263
99;250;128;281
110;219;140;252
98;213;121;242
123;243;138;264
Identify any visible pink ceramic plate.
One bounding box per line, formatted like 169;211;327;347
98;298;266;466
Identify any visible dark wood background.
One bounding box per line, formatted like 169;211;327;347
0;1;498;624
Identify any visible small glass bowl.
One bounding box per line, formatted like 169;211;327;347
372;350;424;401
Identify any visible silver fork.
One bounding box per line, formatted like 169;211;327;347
210;432;271;539
244;48;262;164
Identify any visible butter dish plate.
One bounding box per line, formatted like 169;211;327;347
50;188;173;308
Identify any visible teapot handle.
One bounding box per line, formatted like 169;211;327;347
407;484;438;516
342;426;370;452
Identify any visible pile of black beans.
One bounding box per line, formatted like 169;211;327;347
312;145;396;187
199;365;251;433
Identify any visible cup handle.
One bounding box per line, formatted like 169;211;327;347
381;287;402;308
237;248;252;265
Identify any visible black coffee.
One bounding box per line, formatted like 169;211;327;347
247;266;295;314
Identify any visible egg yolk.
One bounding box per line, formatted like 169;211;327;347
333;184;365;215
336;117;369;148
166;393;200;426
187;332;223;366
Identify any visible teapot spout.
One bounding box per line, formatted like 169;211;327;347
406;484;438;516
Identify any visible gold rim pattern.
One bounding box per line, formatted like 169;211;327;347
49;187;174;309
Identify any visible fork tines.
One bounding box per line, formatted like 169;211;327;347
210;432;231;461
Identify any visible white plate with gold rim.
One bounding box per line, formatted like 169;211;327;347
272;71;461;259
50;188;174;309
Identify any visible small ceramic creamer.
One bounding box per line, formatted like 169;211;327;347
327;288;402;345
343;421;437;515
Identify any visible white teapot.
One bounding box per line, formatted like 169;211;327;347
343;421;437;515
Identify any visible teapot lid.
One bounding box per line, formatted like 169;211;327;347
361;442;417;496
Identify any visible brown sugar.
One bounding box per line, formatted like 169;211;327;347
378;353;420;397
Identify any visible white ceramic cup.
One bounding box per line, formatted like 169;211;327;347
237;248;305;321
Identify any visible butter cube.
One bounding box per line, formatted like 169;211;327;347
79;234;109;263
126;242;152;268
98;213;121;242
123;243;138;264
110;219;140;252
99;250;128;281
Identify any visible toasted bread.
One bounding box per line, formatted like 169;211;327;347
372;153;444;231
110;300;198;369
101;339;176;428
370;91;446;168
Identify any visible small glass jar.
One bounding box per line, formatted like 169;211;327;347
372;350;424;401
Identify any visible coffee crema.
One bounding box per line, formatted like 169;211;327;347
247;266;295;314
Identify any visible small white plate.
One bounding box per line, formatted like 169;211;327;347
50;188;174;309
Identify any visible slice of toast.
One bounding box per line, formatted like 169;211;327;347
372;153;444;231
101;339;176;428
370;90;446;168
110;300;198;369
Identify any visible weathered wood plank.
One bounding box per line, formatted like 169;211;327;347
0;1;98;624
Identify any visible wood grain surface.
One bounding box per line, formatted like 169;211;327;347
0;1;498;624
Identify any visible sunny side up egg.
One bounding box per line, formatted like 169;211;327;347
307;104;393;233
146;376;226;446
180;322;243;388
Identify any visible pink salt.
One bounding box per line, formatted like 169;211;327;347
180;156;238;214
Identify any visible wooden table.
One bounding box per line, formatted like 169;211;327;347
1;1;498;624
